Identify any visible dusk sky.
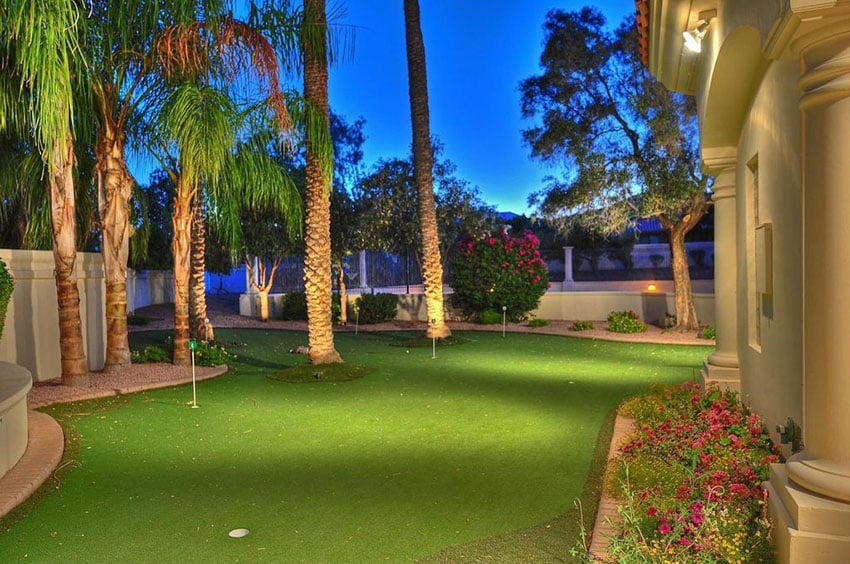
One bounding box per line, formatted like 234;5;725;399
328;1;633;215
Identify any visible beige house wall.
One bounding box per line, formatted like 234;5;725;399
647;0;850;560
0;249;106;382
735;58;804;451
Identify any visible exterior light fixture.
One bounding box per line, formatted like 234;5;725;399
682;10;717;53
647;283;657;292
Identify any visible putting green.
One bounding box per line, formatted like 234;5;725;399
0;329;711;563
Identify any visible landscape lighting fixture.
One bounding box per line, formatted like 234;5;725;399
682;10;716;53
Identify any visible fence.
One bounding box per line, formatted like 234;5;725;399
0;248;716;382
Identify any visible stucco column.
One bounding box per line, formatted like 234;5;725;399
563;247;574;283
786;33;850;504
701;165;739;391
766;30;850;564
359;250;368;289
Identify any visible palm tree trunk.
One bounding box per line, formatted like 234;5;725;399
51;129;89;386
303;0;342;365
96;119;133;372
403;0;450;339
189;194;214;341
172;182;193;366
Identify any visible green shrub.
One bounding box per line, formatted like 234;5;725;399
477;309;502;325
606;310;647;333
354;293;397;324
0;258;13;342
280;291;308;320
131;339;234;366
569;320;595;331
131;345;171;364
528;318;549;328
450;229;548;322
697;325;716;340
192;340;234;366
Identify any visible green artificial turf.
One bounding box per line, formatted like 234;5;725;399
0;329;711;563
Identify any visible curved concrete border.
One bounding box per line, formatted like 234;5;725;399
2;364;228;519
0;411;63;519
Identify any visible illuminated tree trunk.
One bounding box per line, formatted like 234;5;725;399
302;0;342;364
661;204;706;332
245;255;280;322
171;180;193;366
51;129;89;386
403;0;450;339
189;195;214;341
96;114;133;372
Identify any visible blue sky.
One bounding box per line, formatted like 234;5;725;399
328;1;632;214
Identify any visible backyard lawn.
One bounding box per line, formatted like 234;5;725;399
1;329;712;563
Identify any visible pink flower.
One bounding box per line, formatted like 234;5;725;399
647;506;657;516
658;522;672;535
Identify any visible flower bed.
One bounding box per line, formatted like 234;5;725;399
579;382;780;563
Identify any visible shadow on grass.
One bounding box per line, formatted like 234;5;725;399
417;407;618;563
266;363;375;383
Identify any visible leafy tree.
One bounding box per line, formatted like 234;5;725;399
130;170;174;271
329;112;365;325
240;204;300;321
356;147;494;277
521;8;710;330
403;0;450;339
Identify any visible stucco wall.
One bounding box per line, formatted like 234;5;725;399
0;249;106;382
735;59;803;447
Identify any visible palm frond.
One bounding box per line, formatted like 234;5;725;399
161;83;235;190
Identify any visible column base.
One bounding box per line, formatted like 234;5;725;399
766;464;850;564
700;359;740;393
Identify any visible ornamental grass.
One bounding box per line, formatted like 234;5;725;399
577;382;780;564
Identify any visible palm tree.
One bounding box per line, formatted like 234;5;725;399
302;0;342;364
154;17;293;365
2;0;90;385
89;0;234;371
189;193;214;340
403;0;451;339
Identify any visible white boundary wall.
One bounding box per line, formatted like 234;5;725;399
0;249;106;382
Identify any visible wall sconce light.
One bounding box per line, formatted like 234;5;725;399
682;9;717;53
646;283;657;292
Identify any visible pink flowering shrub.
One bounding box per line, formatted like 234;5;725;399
450;229;549;321
579;382;779;563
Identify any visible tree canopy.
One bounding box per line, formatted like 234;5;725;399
520;7;711;330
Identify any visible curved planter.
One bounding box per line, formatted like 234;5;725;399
0;361;32;479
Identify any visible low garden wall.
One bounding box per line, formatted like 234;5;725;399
0;249;105;382
240;285;716;328
0;362;32;481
